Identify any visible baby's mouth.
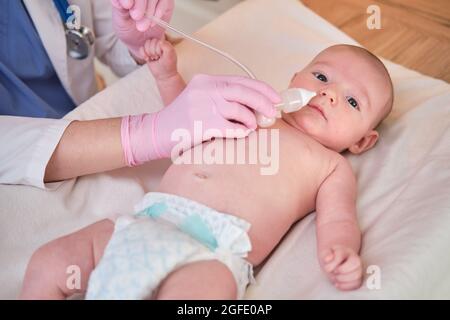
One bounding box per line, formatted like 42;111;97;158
307;104;327;120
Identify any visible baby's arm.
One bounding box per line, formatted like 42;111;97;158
315;156;363;291
20;219;113;299
142;39;186;106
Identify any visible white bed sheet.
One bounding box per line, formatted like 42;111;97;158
1;0;449;299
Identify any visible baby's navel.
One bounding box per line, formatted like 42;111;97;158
194;172;208;180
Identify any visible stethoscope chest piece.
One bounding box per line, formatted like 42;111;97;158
65;26;95;60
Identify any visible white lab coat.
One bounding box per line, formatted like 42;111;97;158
0;0;138;188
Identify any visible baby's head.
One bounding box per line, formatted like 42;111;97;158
283;44;393;154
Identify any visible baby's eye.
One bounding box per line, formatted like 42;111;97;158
313;72;328;82
347;97;359;110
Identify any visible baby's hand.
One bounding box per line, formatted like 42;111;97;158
141;39;178;80
321;245;363;291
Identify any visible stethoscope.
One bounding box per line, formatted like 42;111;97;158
53;0;95;60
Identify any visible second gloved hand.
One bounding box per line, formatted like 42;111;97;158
111;0;174;60
121;74;281;166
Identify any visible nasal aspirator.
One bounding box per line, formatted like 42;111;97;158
257;88;317;128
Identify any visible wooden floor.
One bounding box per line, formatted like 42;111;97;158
301;0;450;83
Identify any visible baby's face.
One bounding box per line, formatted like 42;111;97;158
283;46;391;153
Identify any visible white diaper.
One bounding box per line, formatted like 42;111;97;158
86;192;254;300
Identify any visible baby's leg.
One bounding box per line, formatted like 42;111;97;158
20;219;114;299
155;260;238;300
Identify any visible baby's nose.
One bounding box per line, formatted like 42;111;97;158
319;89;337;106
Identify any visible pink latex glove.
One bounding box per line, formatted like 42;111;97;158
111;0;174;60
121;74;281;165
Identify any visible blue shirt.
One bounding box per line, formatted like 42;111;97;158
0;0;75;118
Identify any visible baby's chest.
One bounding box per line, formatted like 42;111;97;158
278;137;337;179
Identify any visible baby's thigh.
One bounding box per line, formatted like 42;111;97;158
155;260;237;300
57;219;115;282
22;219;114;298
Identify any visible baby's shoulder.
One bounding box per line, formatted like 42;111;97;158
311;145;345;179
319;151;356;187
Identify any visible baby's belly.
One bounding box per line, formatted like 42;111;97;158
157;149;318;265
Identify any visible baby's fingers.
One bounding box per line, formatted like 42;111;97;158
335;270;362;283
335;279;362;291
321;249;334;265
153;40;164;57
324;249;347;273
144;39;160;60
335;254;362;274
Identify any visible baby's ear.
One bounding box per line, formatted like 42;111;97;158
348;130;379;154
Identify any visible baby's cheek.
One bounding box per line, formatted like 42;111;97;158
331;123;352;142
337;117;365;140
289;73;314;90
331;121;365;151
322;128;342;148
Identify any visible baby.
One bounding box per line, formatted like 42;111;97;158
20;40;393;299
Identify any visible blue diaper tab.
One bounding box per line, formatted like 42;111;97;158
137;203;219;251
138;201;167;218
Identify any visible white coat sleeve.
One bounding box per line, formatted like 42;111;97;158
91;0;139;77
0;116;72;189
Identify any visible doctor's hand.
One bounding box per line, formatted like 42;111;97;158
111;0;174;61
121;74;281;165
